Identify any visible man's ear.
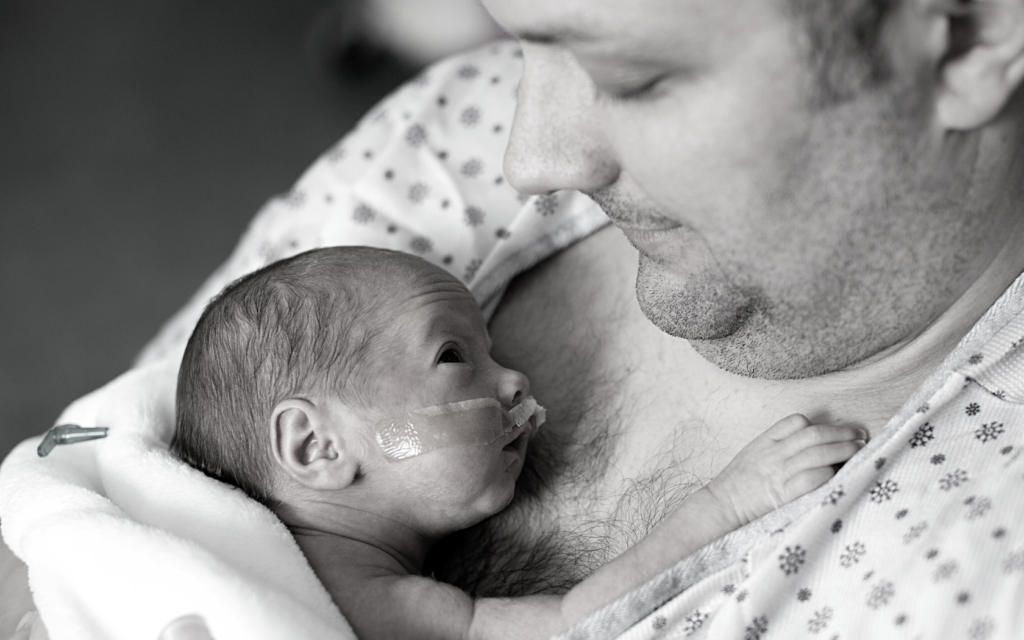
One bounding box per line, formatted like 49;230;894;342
270;398;361;491
929;0;1024;129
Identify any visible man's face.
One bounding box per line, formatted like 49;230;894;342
486;0;997;378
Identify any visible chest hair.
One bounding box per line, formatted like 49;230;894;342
426;229;706;596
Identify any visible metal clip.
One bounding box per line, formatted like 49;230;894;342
37;424;109;457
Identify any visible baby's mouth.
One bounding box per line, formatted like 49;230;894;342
502;427;529;458
498;397;543;460
503;431;524;451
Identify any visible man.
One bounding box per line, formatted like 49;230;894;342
5;0;1024;637
422;0;1024;636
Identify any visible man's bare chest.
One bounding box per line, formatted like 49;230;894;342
427;228;773;595
426;224;929;596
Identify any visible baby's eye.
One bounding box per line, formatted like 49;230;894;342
437;348;464;364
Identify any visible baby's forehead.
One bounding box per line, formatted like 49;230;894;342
360;262;469;305
386;280;483;332
359;251;461;289
345;256;482;333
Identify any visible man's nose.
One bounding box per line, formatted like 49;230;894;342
504;46;620;195
496;365;530;409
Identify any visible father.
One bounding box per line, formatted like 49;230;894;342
5;0;1024;637
425;0;1024;636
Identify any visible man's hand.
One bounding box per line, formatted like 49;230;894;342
706;414;867;528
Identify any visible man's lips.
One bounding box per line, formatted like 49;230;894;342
592;201;684;255
583;188;680;231
602;212;682;232
619;224;687;257
583;190;705;267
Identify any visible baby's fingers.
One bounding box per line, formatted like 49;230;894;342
762;414;813;441
783;467;837;501
786;440;865;476
780;424;867;458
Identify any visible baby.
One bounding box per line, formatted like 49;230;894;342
172;246;866;640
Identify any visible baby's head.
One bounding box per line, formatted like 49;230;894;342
173;246;533;534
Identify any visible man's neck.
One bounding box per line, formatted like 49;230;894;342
827;204;1024;434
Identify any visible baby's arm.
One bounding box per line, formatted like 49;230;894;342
557;414;865;624
349;415;864;640
345;574;565;640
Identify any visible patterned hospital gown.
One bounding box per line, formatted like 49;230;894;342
138;41;606;365
137;41;1024;640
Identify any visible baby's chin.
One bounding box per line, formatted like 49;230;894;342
480;447;528;519
456;484;517;532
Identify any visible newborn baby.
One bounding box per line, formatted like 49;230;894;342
172;246;866;640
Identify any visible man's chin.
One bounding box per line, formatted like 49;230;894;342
635;257;751;341
635;258;841;380
686;332;813;380
682;312;866;381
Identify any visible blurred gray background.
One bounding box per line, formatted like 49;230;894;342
0;0;422;459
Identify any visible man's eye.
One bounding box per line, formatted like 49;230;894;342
596;76;666;104
438;348;464;364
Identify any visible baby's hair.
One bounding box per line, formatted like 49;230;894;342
172;246;426;508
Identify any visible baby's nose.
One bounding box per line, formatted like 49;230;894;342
497;365;530;408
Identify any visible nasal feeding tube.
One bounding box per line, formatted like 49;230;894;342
37;424;109;457
374;396;546;462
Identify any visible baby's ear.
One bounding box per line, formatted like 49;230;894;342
270;398;360;491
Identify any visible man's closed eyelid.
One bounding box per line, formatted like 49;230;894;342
594;75;667;104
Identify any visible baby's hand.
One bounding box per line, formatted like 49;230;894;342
706;415;867;528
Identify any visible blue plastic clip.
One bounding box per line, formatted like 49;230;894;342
37;424;109;457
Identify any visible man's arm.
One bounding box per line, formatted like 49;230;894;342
348;415;864;640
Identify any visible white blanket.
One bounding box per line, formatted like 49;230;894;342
0;357;352;640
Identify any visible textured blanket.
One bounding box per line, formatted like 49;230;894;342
0;356;352;640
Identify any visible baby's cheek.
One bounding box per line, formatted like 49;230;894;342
434;447;511;512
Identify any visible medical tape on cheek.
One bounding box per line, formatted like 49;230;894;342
374;396;545;462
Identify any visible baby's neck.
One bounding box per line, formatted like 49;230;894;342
278;498;435;581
